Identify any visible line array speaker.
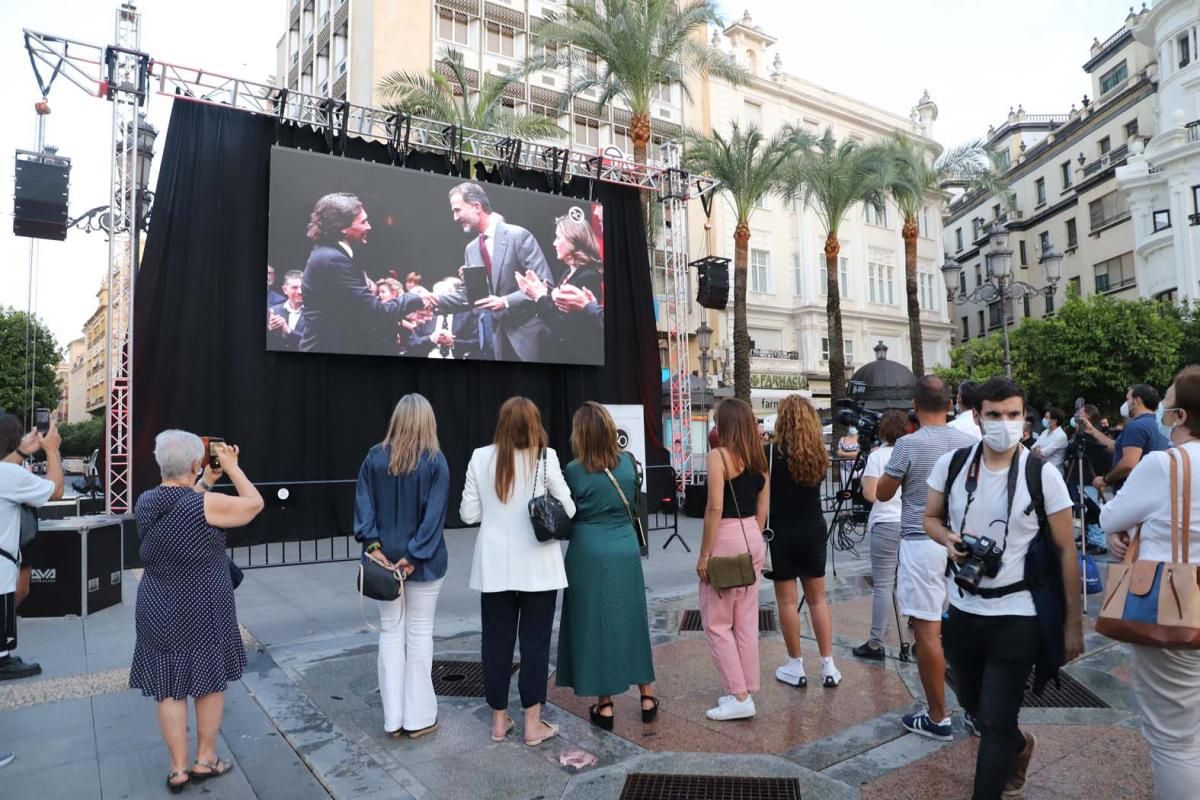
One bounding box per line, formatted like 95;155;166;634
14;153;71;242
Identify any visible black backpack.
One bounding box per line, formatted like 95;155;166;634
942;446;1065;694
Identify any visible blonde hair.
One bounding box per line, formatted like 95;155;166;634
774;395;828;485
570;401;620;473
382;394;440;475
555;216;601;269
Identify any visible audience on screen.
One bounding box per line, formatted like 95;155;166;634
268;270;306;351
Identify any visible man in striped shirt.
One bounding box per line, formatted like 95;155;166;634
876;375;979;741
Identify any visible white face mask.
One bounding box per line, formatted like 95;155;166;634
1119;400;1130;419
982;419;1025;452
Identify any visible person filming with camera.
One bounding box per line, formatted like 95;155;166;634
924;377;1083;800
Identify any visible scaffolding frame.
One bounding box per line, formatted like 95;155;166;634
23;7;717;505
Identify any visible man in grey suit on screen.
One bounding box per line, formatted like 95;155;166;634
449;182;553;362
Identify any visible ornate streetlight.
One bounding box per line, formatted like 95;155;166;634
941;223;1063;377
68;112;158;234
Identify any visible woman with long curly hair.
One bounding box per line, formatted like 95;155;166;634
767;395;840;688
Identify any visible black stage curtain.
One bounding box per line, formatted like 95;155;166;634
132;101;664;538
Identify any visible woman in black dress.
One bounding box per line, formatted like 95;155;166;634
767;395;840;689
131;431;263;792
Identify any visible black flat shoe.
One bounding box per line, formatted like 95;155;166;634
852;641;885;661
166;770;189;794
589;702;614;731
641;695;659;723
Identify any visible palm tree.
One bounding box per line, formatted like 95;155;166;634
377;47;567;175
682;123;813;402
881;135;1008;376
782;129;889;409
526;0;746;169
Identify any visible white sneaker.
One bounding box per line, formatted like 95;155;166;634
706;695;756;721
775;658;807;688
822;664;842;688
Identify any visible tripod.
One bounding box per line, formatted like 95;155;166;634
1063;434;1097;613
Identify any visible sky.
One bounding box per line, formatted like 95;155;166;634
0;0;1143;350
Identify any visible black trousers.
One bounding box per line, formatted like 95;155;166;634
481;589;557;710
944;607;1039;800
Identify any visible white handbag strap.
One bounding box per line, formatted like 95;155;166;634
359;561;406;633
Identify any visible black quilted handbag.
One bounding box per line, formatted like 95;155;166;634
528;448;573;542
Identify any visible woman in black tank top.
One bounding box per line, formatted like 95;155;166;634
696;399;769;722
767;396;840;689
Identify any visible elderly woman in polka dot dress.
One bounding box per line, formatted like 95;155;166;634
130;431;263;793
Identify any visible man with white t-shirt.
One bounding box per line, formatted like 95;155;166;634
0;413;63;684
924;377;1082;799
1033;407;1068;472
949;380;983;441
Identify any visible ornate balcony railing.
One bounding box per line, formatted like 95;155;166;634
750;349;800;360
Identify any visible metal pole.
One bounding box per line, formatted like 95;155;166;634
999;279;1013;378
24;114;47;431
699;347;709;454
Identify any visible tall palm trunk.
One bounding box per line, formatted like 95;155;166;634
733;222;752;402
631;111;652;233
825;232;847;409
903;214;924;377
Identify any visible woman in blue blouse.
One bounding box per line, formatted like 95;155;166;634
354;393;449;740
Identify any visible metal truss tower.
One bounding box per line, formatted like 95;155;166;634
658;143;694;491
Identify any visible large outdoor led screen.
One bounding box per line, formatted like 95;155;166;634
266;147;605;366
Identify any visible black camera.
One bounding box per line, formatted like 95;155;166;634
953;533;1004;592
834;382;881;449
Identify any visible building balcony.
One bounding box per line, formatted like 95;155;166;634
1082;143;1129;177
1187;120;1199;144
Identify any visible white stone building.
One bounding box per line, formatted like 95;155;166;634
1117;0;1200;302
684;12;953;408
943;9;1157;341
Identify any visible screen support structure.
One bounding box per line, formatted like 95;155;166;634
657;144;694;493
23;5;719;507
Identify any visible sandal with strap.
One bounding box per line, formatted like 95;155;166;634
589;702;614;731
189;758;232;783
166;770;190;794
524;720;559;747
640;695;660;723
491;714;515;743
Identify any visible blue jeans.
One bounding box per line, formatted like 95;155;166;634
1083;486;1106;548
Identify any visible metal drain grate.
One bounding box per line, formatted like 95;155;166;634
620;773;802;800
948;669;1108;709
678;608;777;633
1021;671;1109;708
430;660;517;697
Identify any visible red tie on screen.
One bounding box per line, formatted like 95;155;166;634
478;233;492;281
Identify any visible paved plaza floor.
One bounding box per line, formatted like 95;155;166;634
0;518;1154;799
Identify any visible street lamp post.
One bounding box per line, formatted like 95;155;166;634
696;320;713;452
941;222;1063;378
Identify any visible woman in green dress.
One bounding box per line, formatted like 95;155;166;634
556;402;658;730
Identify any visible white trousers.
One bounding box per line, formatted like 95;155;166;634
1131;644;1200;800
378;578;443;734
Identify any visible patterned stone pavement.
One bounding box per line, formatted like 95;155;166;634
1;521;1158;799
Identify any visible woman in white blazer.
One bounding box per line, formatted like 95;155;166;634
460;396;575;746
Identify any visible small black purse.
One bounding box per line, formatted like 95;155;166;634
357;554;406;601
528;448;573;542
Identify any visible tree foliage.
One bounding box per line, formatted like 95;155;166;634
377;48;568;148
0;307;61;422
58;416;104;458
937;294;1184;415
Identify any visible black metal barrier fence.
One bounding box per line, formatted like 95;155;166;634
213;464;679;570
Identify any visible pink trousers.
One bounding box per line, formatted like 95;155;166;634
699;517;766;695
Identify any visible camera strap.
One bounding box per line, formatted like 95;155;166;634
959;443;1024;550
